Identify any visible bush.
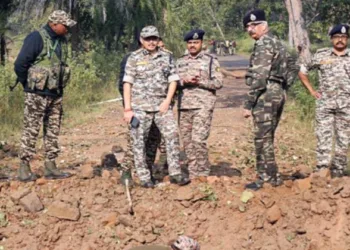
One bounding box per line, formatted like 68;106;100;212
288;72;319;121
0;49;122;141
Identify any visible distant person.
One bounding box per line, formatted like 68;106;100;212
243;9;289;190
14;10;76;182
298;24;350;178
229;39;236;55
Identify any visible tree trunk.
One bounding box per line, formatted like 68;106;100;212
70;0;80;57
208;6;225;40
0;33;5;66
285;0;312;63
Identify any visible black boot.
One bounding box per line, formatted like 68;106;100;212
17;161;38;182
44;161;72;180
140;180;155;188
170;174;190;186
330;169;344;178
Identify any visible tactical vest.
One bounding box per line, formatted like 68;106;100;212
27;28;70;92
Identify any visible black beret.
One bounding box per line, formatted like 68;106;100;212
329;24;349;37
243;9;266;27
184;29;205;41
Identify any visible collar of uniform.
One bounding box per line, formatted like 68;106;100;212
188;51;204;59
330;48;350;57
141;48;162;58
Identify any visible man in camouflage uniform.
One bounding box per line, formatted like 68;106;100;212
123;26;190;188
176;29;223;179
14;10;76;182
242;9;289;190
299;24;350;178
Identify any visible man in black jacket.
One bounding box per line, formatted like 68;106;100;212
14;10;76;182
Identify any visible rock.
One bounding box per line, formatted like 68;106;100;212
111;145;123;153
10;188;31;203
340;186;350;198
95;197;109;205
101;212;118;227
145;234;157;243
284;180;293;188
19;192;44;213
240;191;254;203
47;201;80;221
260;197;275;208
154;220;164;228
296;165;313;177
36;178;47;185
266;205;281;224
101;152;118;169
79;164;94;179
318;168;331;179
293;178;311;192
101;170;111;179
119;215;133;227
175;186;194;201
132;234;146;243
206;176;220;184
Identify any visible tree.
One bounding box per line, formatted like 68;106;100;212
285;0;311;63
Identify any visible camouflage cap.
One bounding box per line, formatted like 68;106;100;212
48;10;77;27
140;26;160;38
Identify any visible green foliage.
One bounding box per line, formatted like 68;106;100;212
288;72;319;121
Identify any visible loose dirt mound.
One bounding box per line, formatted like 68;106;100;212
0;172;349;250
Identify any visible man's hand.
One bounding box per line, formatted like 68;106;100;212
159;100;171;113
310;90;321;99
183;76;199;85
243;109;251;118
124;110;134;123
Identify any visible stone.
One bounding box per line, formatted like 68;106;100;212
111;145;123;153
101;212;118;227
47;201;80;221
296;165;313;177
101;170;111;179
206;176;220;184
36;178;47;185
284;180;293;188
101;152;118;169
175;186;194;201
79;164;94;179
119;215;133;227
293;178;311;192
10;188;31;203
19;192;44;213
266;205;281;224
240;191;254;203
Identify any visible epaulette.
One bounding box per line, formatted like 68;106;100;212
315;48;331;54
133;48;144;55
204;53;217;59
160;48;173;55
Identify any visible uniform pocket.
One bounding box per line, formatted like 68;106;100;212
27;66;49;90
47;66;60;90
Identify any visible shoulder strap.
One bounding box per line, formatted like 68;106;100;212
204;53;214;80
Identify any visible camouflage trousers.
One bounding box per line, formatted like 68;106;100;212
252;85;285;180
131;109;181;182
315;104;350;171
120;122;166;172
180;108;213;178
20;92;63;163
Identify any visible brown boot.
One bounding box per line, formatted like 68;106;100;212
18;161;37;182
44;161;72;180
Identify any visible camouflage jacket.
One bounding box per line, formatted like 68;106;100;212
300;48;350;109
244;32;288;110
176;52;223;110
123;48;180;112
